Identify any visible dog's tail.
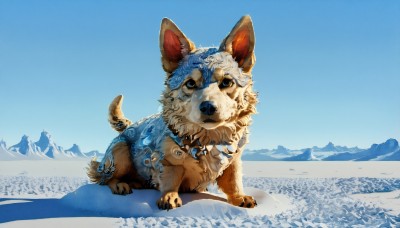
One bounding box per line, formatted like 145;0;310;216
108;95;132;133
86;159;102;183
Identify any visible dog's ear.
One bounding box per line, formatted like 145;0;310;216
219;15;255;73
160;18;196;73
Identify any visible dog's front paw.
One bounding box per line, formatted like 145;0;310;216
228;195;257;208
157;192;182;210
108;182;132;195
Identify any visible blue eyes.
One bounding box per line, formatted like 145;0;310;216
185;79;197;89
219;78;234;89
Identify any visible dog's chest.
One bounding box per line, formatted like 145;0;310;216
142;139;237;193
99;114;240;191
133;135;236;190
128;115;237;187
179;146;237;192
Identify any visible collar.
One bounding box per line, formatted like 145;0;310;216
167;127;246;160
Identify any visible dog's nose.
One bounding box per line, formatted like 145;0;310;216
199;101;217;116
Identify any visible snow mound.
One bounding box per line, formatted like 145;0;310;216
60;184;293;217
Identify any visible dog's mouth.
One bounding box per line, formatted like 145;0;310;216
200;118;224;129
203;119;217;123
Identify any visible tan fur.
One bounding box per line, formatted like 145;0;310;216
161;137;213;192
87;142;147;194
158;16;258;209
108;95;132;133
157;192;182;210
88;16;258;209
162;82;257;145
216;153;256;208
86;159;102;183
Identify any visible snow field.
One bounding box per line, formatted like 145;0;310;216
1;175;400;227
0;176;86;199
0;161;400;227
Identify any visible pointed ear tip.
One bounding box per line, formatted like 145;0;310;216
161;18;173;26
243;16;254;26
242;15;252;20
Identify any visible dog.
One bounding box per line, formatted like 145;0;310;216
87;15;258;210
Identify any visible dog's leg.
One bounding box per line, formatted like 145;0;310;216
217;157;257;208
157;165;184;210
106;142;134;195
88;140;148;193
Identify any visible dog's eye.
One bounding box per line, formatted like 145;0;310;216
219;78;234;89
185;79;197;89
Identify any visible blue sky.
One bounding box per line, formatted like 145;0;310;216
0;0;399;152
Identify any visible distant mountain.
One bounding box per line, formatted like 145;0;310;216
243;139;400;161
312;142;361;153
274;145;291;155
9;135;45;159
324;139;399;161
35;131;65;159
242;149;279;161
0;139;23;160
0;147;12;160
356;139;399;161
84;150;103;158
2;134;399;161
65;144;87;157
0;131;103;160
0;140;7;150
380;149;400;161
283;149;319;161
321;151;359;161
320;142;337;152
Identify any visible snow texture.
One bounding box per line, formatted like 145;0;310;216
1;172;399;226
61;185;292;218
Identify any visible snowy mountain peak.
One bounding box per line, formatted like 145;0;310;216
84;150;103;158
9;135;40;156
67;144;81;153
302;149;318;160
41;130;50;137
315;142;357;152
274;145;290;155
383;138;399;149
21;135;29;140
0;139;6;150
284;148;319;161
321;142;337;151
0;131;102;160
35;130;53;151
18;135;31;145
33;130;65;158
369;139;399;155
65;144;86;157
324;138;400;161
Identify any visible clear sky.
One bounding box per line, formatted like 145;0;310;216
0;0;399;152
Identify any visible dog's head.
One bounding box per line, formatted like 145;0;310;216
160;16;257;144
